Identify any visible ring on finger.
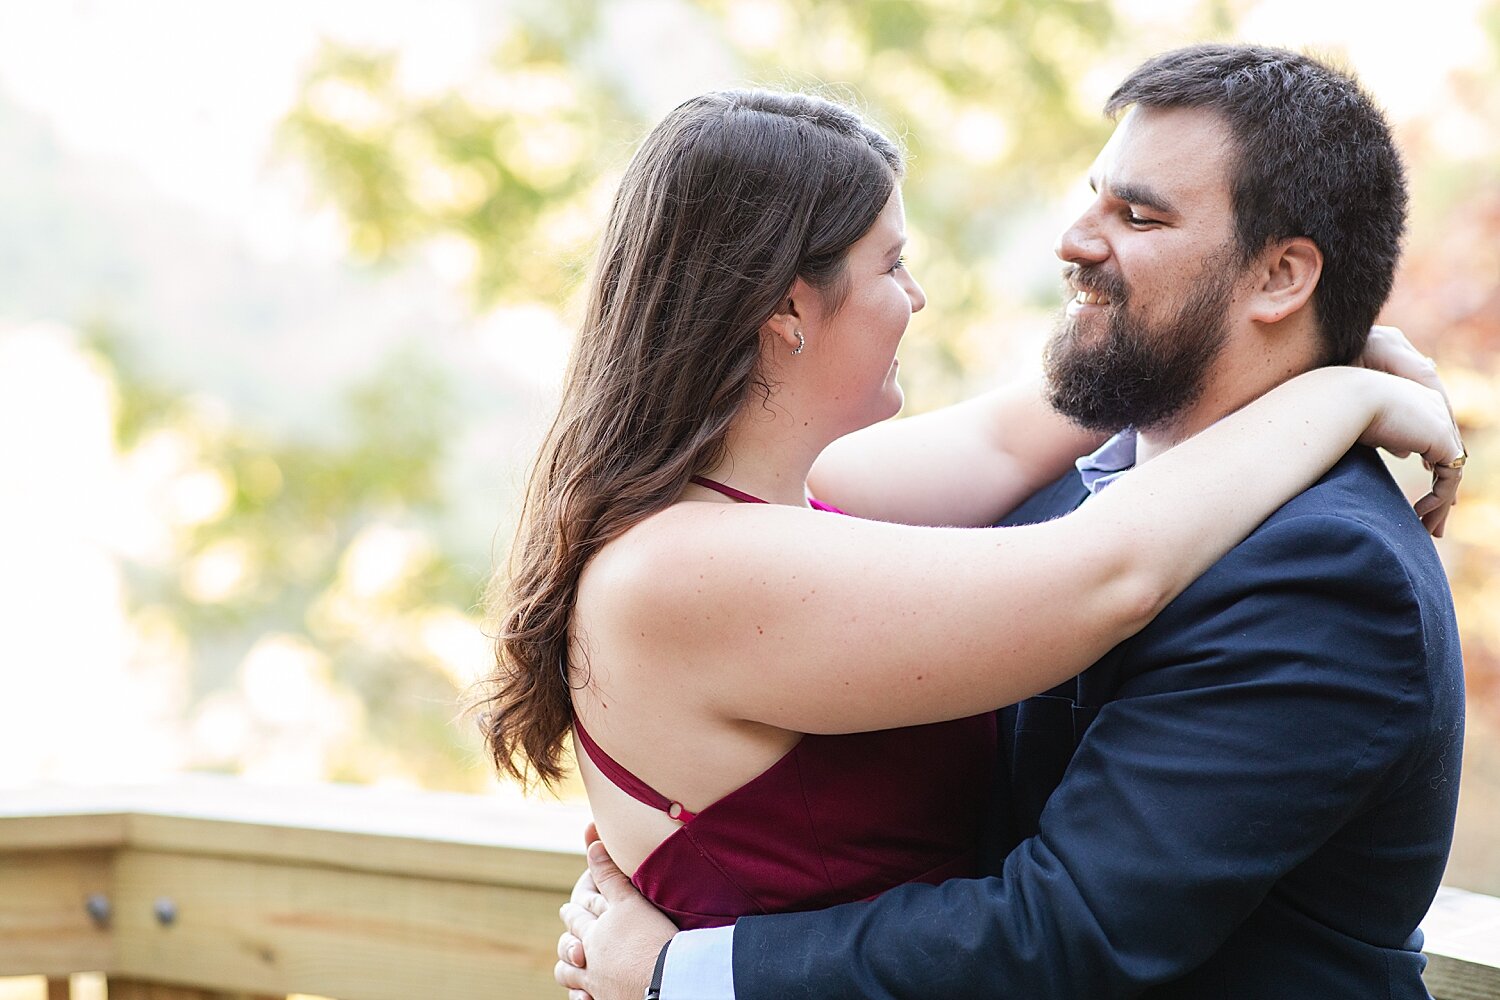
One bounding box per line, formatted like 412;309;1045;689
1436;447;1467;471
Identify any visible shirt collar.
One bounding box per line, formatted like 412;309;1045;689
1076;429;1138;495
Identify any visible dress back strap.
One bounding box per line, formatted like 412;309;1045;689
690;476;766;504
690;475;847;514
573;717;697;824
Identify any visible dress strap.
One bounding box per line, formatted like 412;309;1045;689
573;717;697;824
690;475;847;515
690;476;767;504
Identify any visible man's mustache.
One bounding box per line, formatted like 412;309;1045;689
1062;264;1128;304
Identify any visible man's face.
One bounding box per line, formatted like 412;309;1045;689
1044;106;1249;433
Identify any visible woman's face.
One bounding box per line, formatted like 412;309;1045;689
798;189;926;434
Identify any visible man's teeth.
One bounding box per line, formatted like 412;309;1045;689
1074;290;1110;305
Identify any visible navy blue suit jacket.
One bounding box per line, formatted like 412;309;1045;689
733;448;1464;998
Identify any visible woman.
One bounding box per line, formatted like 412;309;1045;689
478;90;1462;929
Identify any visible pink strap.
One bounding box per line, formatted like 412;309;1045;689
690;476;766;504
574;717;697;824
691;476;847;515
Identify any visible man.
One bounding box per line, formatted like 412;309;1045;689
558;44;1465;999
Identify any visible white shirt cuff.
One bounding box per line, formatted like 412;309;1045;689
659;924;737;1000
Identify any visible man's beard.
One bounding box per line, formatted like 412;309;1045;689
1043;260;1237;434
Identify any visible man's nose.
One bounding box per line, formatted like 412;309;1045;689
1055;211;1108;266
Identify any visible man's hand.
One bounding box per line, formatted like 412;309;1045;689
556;835;677;1000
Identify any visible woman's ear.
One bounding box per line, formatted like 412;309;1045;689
762;280;807;353
1247;237;1322;325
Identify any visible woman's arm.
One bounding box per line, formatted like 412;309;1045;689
581;366;1460;735
807;325;1454;531
1357;325;1462;536
808;377;1104;527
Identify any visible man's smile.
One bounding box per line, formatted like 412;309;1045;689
1063;266;1125;317
1066;283;1115;317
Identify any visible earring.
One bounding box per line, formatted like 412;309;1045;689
792;330;805;356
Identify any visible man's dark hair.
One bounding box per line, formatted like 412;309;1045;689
1106;44;1407;365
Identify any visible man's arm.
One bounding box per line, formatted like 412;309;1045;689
727;512;1431;999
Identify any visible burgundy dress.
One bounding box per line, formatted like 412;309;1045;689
572;477;998;930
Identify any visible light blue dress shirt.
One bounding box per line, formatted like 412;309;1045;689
658;432;1137;998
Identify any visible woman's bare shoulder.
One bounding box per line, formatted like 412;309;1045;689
577;503;751;632
576;500;875;658
584;501;722;586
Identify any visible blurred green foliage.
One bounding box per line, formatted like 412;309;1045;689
276;0;1143;404
86;322;485;788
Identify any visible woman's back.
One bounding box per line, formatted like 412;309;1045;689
575;709;996;929
572;477;997;927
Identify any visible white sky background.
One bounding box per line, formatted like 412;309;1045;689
0;0;497;264
0;0;1493;787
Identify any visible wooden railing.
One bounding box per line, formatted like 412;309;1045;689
2;779;1497;999
0;779;588;999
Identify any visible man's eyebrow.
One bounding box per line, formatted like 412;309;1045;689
1087;174;1177;215
1112;180;1176;215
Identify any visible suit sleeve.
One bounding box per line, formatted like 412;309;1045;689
731;514;1431;999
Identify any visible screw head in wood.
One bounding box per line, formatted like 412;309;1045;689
84;893;111;929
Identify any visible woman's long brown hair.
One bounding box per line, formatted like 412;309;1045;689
478;90;903;787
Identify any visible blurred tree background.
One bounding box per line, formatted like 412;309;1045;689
1;0;1497;892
